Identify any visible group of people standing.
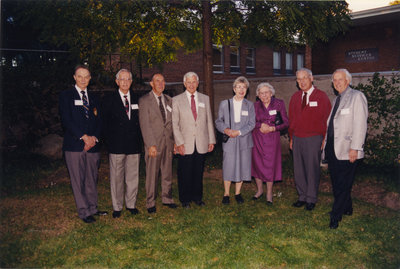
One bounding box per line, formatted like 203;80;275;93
59;65;367;230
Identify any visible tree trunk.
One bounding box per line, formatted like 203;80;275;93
201;0;214;116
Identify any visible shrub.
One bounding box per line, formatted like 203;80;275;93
355;72;400;173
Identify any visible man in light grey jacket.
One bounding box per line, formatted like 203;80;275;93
323;68;368;229
172;71;216;208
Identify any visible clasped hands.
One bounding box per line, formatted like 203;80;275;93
224;128;240;138
260;123;275;134
81;134;97;151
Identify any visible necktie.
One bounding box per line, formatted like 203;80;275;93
124;95;129;114
301;92;307;109
327;95;341;139
81;91;89;118
158;96;166;123
191;94;197;121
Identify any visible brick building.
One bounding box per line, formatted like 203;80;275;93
312;5;400;74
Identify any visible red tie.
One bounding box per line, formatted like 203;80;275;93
302;92;307;110
124;95;129;114
191;94;197;121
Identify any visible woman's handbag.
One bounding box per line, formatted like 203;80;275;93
275;110;283;126
222;100;231;143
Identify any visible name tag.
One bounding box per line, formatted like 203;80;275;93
166;105;172;112
341;108;350;115
75;100;83;106
131;104;139;110
309;101;318;107
269;110;277;115
242;111;249;116
199;102;205;108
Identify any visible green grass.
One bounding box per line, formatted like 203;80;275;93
1;151;399;268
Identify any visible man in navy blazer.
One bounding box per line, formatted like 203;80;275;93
102;69;142;218
323;69;368;229
59;65;107;224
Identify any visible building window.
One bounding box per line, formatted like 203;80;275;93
246;48;255;74
230;46;240;73
297;54;304;70
286;53;293;75
213;45;223;73
273;51;281;75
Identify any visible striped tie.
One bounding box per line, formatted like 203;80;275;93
81;91;89;118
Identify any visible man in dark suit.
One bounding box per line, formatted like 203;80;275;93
323;69;368;229
172;72;216;208
59;64;107;224
139;73;177;214
102;69;142;218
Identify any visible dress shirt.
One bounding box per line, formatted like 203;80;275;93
185;90;198;114
152;91;166;115
119;89;131;119
301;85;315;105
75;85;89;104
233;98;243;123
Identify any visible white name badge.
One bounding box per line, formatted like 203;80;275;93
242;111;249;116
309;101;318;107
166;105;172;112
131;104;139;110
269;110;277;115
199;102;205;108
75;100;83;106
341;108;350;115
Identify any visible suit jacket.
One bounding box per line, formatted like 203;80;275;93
101;90;142;154
59;87;101;152
172;91;216;154
139;91;174;152
215;98;255;153
323;87;368;160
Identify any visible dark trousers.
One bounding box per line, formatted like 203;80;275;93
326;139;359;221
177;148;205;203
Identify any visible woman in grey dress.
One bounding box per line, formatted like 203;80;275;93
215;76;256;204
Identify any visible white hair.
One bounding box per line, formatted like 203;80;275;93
183;71;199;83
332;68;352;84
256;82;275;96
296;68;313;77
233;76;250;89
116;69;132;80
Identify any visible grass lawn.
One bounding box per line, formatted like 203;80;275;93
1;151;399;268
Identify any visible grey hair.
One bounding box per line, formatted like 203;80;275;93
296;68;313;77
116;69;133;80
233;76;249;89
332;68;352;84
183;72;199;83
256;82;275;96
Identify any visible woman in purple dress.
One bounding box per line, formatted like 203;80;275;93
251;83;289;204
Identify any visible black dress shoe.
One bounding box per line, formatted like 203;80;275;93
182;202;191;208
252;194;262;201
112;211;121;218
94;210;108;216
266;201;273;206
222;196;230;204
82;215;96;223
194;200;205;206
147;206;156;214
162;203;178;209
329;218;339;229
292;200;306;207
305;203;315;211
235;194;244;204
127;208;139;215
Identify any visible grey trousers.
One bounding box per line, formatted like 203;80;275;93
65;151;101;219
109;153;140;211
144;138;174;208
292;135;323;203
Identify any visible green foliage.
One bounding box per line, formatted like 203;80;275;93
355;72;400;170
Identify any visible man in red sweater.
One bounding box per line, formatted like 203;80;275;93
289;68;331;211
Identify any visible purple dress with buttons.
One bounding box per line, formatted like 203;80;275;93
251;98;289;182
